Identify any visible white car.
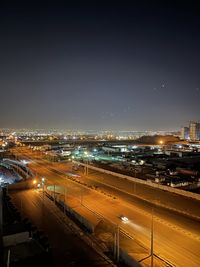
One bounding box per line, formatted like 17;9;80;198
119;215;129;222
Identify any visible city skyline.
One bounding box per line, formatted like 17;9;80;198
0;1;200;130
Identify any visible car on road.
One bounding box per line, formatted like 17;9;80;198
119;215;129;222
66;172;81;178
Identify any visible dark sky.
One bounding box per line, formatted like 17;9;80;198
0;1;200;131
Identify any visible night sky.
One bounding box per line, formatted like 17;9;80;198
0;1;200;131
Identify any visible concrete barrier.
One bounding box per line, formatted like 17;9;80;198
60;200;94;233
77;162;200;201
7;180;34;190
45;187;95;233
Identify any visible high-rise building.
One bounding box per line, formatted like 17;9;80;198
180;126;189;140
189;121;200;141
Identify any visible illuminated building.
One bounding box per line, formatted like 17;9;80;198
189;121;200;141
180;127;189;140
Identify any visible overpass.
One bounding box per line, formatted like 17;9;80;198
1;159;33;180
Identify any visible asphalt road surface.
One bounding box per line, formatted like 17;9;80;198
10;147;200;267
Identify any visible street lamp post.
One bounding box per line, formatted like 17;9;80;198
113;232;116;259
41;177;45;204
140;208;154;265
133;181;136;195
116;225;120;262
54;184;56;204
80;188;83;205
64;187;66;214
151;208;154;267
113;224;120;262
84;151;89;176
86;158;89;175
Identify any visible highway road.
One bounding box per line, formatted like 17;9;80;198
10;147;200;266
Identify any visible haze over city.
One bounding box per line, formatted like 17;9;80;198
0;1;199;131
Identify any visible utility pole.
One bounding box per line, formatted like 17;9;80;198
64;187;66;214
80;188;83;205
41;177;45;207
0;188;3;266
42;183;44;205
84;159;89;176
133;181;136;194
116;225;120;262
151;208;154;267
87;159;89;175
20;198;22;216
113;225;120;262
113;232;116;259
7;249;10;267
54;185;56;204
84;165;86;175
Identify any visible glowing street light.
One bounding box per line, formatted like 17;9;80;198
159;140;163;145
